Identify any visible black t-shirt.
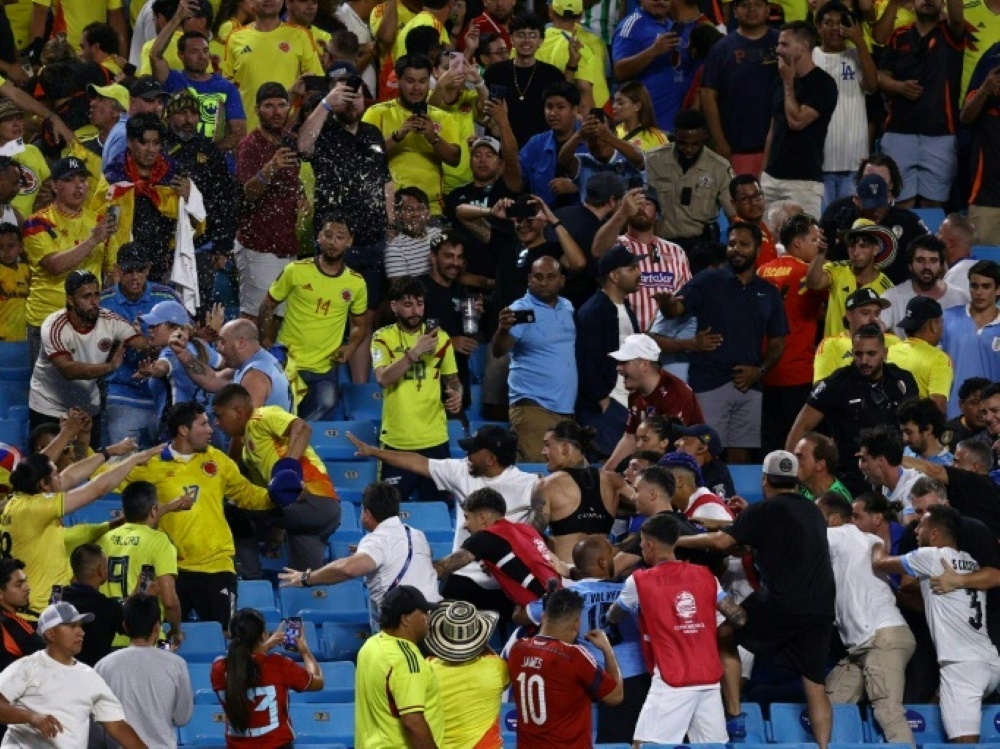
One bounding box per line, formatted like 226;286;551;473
483;60;567;147
306;119;391;247
765;67;839;182
62;584;124;667
702;459;736;499
443;178;520;279
493;239;564;313
726;492;835;617
819;201;929;284
463;530;548;600
551;204;601;309
418;273;472;400
620;510;727;572
967;43;1000;208
944;466;1000;539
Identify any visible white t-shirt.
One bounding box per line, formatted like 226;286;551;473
943;257;977;295
880;467;923;514
901;546;1000;665
356;516;441;629
880;281;970;337
0;650;126;748
427;459;539;587
609;301;634;408
333;2;377;95
29;308;139;417
812;47;869;173
827;525;907;649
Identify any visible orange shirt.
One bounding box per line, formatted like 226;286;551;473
757;255;826;386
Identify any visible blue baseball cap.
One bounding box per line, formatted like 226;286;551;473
139;300;190;327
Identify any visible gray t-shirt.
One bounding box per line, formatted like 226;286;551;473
94;646;193;749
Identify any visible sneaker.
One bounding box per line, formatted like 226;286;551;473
727;711;747;740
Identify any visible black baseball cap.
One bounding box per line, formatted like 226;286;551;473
129;77;168;101
380;585;438;620
256;81;289;105
898;295;943;334
845;287;891;311
597;244;646;276
458;425;519;466
50;156;91;181
65;269;99;295
116;243;151;271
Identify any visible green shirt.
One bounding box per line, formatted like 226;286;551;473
800;477;853;502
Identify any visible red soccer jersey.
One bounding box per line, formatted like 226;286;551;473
509;635;616;749
211;652;313;747
625;369;705;434
756;255;825;386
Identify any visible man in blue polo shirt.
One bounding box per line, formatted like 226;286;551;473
492;255;577;462
657;222;787;464
100;242;184;446
519;81;585;207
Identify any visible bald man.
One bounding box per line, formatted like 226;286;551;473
168;319;293;410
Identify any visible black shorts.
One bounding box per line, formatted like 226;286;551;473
737;593;833;686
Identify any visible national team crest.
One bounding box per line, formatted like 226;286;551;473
203;461;218;477
674;591;697;620
341;289;352;302
98;338;112;352
279;42;290;52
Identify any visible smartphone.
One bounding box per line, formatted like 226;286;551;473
157;640;172;650
680;186;693;206
49;585;62;604
589;107;606;122
106;204;120;227
302;75;329;93
507;198;537;220
425;318;440;334
488;84;507;101
512;309;536;325
283;617;302;651
841;12;853;26
411;100;428;117
450;51;465;75
139;564;155;594
629;176;645;190
345;74;365;93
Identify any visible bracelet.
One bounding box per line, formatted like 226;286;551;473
391;130;403;142
566;65;578;72
99;447;111;461
551;221;564;230
321;99;333;113
256;170;270;185
301;569;312;587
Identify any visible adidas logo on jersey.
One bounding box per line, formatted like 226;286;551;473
303;283;313;290
240;45;252;54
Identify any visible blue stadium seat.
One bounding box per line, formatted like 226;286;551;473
501;701;517;744
289;703;354;745
867;704;946;745
981;704;1000;742
517;463;549;475
0;367;29;383
236;580;279;621
279;581;368;625
337;502;359;533
641;744;727;749
64;498;122;526
324;461;378;504
398;502;453;542
310;420;377;461
429;541;453;559
291;662;356;703
718;207;730;238
913;207;946;234
5;405;27;425
770;703;864;743
176;621;227;663
0;380;28;410
0;387;8;419
466;384;484;419
178;704;227;745
733;702;768;743
447;420;468;456
728;464;764;503
0;342;28;362
468;345;486;384
0;419;21;450
341;383;384;421
319;622;371;661
831;745;912;749
972;245;1000;263
186;663;218;705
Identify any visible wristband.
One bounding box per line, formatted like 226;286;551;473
551;221;563;230
321;99;334;113
301;569;312;587
256;170;270;185
99;447;111;461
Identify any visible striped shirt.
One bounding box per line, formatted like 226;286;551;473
813;47;869;173
618;233;692;330
384;227;441;280
583;0;623;45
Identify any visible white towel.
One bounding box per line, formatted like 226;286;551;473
171;181;206;315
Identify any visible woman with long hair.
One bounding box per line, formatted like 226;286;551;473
211;609;324;746
613;81;669;153
213;0;256;43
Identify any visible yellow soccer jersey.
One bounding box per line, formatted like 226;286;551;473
434;89;478;195
10;142;50;219
813;330;902;383
5;0;34;52
616;124;670;152
361;100;459;215
962;0;1000;98
23;204;116;326
267;258;368;374
222;23;324;129
371;323;457;450
887;337;954;400
0;261;29;342
822;262;894;338
429;654;508;749
392;11;450;63
242;406;337;497
370;0;417;70
536;26;610;108
33;0;123;48
120;446;272;574
355;631;445;749
0;492;72;614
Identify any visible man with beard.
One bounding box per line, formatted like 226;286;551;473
813;287;899;382
657;223;787;464
299;78;392;385
877;0;965;209
234;82;303;324
162;89;239;309
945;377;991;451
807;216;896;337
880;236;968;337
371;276;463;501
941;262;1000;418
362;53;461;216
28;271;149;439
153;0;247;153
259;215;368;421
465;0;515;52
786;323;918;495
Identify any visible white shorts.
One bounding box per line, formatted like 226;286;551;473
235;241;293;316
940;660;1000;739
634;674;728;744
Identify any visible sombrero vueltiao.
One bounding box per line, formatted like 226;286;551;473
424;601;499;663
841;218;898;271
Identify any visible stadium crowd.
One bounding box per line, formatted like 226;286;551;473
0;0;999;745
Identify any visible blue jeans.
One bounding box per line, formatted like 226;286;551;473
298;369;340;422
823;172;856;213
105;402;159;448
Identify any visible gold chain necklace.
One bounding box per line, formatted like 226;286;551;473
513;63;537;101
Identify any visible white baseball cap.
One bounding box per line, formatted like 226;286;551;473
609;334;660;362
36;602;94;635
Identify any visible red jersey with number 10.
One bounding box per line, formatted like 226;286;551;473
509;635;616;749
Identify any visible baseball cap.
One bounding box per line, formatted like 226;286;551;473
609;333;660;362
0;99;21;122
762;450;798;481
256;81;289;105
897;295;943;334
845;287;891;311
381;585;439;621
88;83;130;111
36;602;95;635
50;156;92;181
328;61;359;80
674;423;724;458
856;174;890;210
139;300;190;327
129;77;168;101
165;89;200;117
586;172;625;204
65;269;99;296
658;451;705;486
598;244;646;276
458;425;519;465
641;186;661;212
116;243;151;271
551;0;583;13
471;136;501;155
842;218;898;271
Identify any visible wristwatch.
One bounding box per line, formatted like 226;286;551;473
301;569;312;587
